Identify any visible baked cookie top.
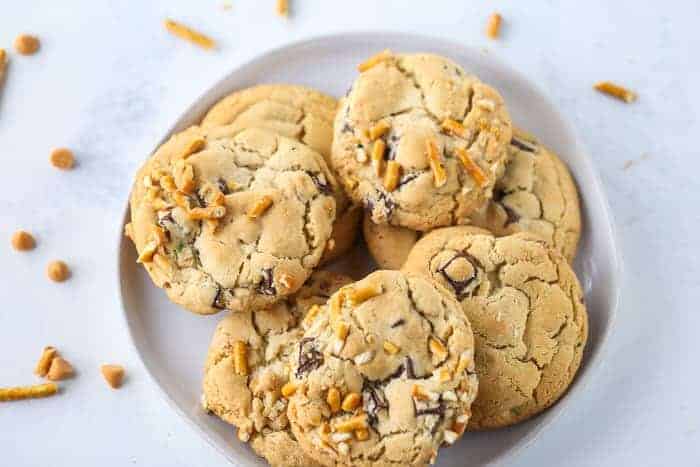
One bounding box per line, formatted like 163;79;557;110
287;270;478;467
202;84;360;264
402;227;588;429
332;52;512;231
469;129;581;262
202;271;352;467
362;213;419;270
128;126;339;314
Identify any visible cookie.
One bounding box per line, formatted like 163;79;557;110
287;270;479;467
202;84;361;263
202;271;352;467
128;125;340;314
362;129;583;267
468;129;581;262
332;52;512;231
402;227;588;429
362;213;418;270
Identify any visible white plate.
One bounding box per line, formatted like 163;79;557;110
118;32;622;466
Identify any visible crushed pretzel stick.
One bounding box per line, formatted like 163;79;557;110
594;81;637;103
233;341;249;376
188;205;226;220
369;121;391;140
164;19;216;50
441;118;467;138
34;346;57;377
180;138;206;159
0;48;7;83
0;382;58;402
247;195;274;219
383;161;401;192
456;147;487;187
371;140;386;177
358;49;392;72
276;0;289;17
425;139;447;187
486;13;502;39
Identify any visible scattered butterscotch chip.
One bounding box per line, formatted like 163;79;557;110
276;0;289;17
11;230;35;251
100;364;125;389
46;260;70;282
49;148;75;170
357;49;393;72
14;34;40;55
34;346;57;377
164;19;216;50
47;357;74;381
594;81;637;103
486;13;502;39
0;382;58;402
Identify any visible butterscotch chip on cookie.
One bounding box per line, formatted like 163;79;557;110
202;271;352;467
129;126;341;314
332;52;512;231
202;84;361;263
402;227;588;429
287;270;478;467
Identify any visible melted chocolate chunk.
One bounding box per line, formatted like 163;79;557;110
390;319;405;328
502;204;521;225
386;134;400;160
296;338;323;378
362;379;389;426
437;254;479;300
341;122;353;133
194;192;205;208
212;287;226;309
415;401;445;417
307;172;332;195
217;178;230;195
257;268;276;296
404;356;417;379
396;172;419;189
511;137;536;153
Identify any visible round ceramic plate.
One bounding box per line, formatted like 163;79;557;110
118;32;621;466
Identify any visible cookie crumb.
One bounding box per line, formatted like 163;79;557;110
14;34;40;55
11;230;36;251
100;364;125;389
47;357;74;381
46;260;70;282
164;19;216;50
34;346;57;377
276;0;289;17
0;382;58;402
49;148;75;170
594;81;637;103
486;13;502;39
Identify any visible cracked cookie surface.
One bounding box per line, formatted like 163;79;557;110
202;84;361;263
202;271;352;467
332;52;512;231
363;128;582;268
287;270;478;467
402;227;588;429
128;126;340;314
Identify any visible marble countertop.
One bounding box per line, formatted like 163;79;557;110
1;1;698;465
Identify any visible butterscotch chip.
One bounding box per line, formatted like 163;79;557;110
49;148;75;170
486;13;502;39
47;357;74;381
11;230;35;251
0;382;58;402
34;346;57;377
14;34;40;55
276;0;289;17
164;19;215;50
46;260;70;282
100;364;125;389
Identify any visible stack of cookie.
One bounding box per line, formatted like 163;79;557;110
127;51;588;467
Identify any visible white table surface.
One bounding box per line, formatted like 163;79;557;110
1;1;698;465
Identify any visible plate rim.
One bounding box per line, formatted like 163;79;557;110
115;30;624;466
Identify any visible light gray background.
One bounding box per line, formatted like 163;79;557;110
0;1;697;465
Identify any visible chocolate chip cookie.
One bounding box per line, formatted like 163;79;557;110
287;270;479;466
128;126;340;314
402;227;588;429
202;271;352;467
332;52;512;232
201;84;362;263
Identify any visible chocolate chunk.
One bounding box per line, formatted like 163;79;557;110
362;379;388;426
511;137;536;153
437;253;479;300
390;319;405;328
257;268;276;296
502;204;521;225
341;122;353;133
396;172;419;189
212;287;226;309
296;338;323;378
307;172;332;195
217;178;230;195
403;356;417;379
415;401;445;417
386;134;400;160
